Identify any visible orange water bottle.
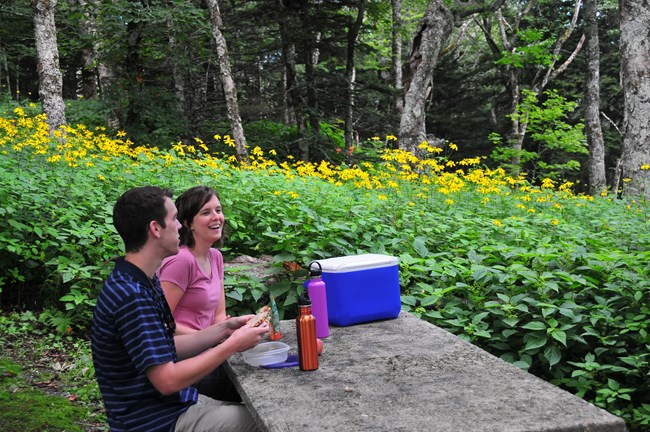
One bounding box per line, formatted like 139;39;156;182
296;291;319;371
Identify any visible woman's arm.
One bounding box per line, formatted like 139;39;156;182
161;280;197;335
213;277;228;324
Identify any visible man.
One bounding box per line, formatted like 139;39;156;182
91;186;267;431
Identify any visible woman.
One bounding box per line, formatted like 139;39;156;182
157;185;238;401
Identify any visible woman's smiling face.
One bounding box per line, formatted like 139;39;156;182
190;194;224;245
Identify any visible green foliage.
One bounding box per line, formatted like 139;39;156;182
65;99;113;132
243;119;297;159
1;113;649;429
491;89;587;181
495;29;556;68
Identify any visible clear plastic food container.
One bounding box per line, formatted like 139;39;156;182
242;341;290;366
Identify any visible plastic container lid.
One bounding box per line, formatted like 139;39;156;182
242;341;290;367
315;254;398;273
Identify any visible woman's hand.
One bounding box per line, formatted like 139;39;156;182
227;322;269;352
217;315;255;342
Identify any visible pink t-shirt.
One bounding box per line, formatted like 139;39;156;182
157;246;224;331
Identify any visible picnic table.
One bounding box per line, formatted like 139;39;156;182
225;311;625;432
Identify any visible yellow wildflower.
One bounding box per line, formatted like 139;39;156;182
541;178;555;189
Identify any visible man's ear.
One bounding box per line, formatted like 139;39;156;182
149;220;162;238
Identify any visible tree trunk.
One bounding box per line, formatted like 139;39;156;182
281;67;291;124
344;0;366;153
32;0;66;132
391;0;403;115
583;0;607;195
123;19;143;131
75;0;118;128
1;51;11;97
67;0;98;99
277;0;308;160
206;0;248;161
619;0;650;199
305;32;321;135
168;21;186;118
399;0;453;154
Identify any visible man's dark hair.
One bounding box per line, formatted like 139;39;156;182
176;185;224;249
113;186;173;252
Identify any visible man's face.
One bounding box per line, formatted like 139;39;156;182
161;196;182;257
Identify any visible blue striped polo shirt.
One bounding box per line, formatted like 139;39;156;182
91;258;197;432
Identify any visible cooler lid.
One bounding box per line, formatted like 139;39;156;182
315;254;398;273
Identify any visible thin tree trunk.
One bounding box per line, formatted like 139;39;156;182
305;32;321;135
399;0;453;154
67;0;97;99
391;0;403;115
583;0;607;195
1;51;11;97
344;0;366;153
32;0;66;132
206;0;248;161
281;67;291;124
124;19;143;131
277;0;308;160
619;0;650;198
168;22;186;117
80;0;118;128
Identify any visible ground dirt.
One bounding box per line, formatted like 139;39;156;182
0;331;107;431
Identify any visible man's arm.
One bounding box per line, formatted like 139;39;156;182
173;315;255;359
146;321;267;395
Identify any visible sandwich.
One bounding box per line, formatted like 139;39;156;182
248;305;271;327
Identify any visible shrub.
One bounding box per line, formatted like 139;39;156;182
1;111;648;429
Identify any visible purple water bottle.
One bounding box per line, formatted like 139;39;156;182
307;261;329;338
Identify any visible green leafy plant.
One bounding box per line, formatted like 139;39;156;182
491;89;587;181
1;112;649;429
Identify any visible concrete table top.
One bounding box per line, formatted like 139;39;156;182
225;311;625;432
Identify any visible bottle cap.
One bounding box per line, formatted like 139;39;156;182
298;290;312;306
308;261;323;278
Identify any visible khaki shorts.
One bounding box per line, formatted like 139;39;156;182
174;394;260;432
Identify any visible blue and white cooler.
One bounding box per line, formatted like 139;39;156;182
313;253;401;326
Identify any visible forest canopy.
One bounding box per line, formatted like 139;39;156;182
0;0;648;196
